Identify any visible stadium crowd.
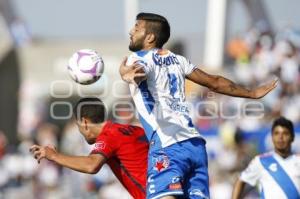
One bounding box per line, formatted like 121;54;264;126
198;25;300;198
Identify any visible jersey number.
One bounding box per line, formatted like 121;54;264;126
167;73;179;99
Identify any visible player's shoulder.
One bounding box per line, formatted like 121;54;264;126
170;51;192;66
96;123;124;145
104;122;123;133
128;50;151;59
108;122;144;136
295;153;300;160
98;121;120;137
127;51;150;66
245;153;271;168
246;152;273;163
257;152;273;159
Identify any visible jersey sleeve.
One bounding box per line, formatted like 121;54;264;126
178;55;197;75
90;135;116;159
127;53;153;75
240;156;261;186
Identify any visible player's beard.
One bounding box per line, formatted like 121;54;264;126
129;36;146;52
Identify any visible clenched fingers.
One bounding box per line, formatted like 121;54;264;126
29;145;45;164
30;145;41;153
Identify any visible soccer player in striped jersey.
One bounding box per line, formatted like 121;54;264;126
232;117;300;199
119;12;277;199
30;98;148;199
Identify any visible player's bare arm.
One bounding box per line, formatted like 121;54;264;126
30;145;106;174
119;58;146;86
187;68;278;99
231;178;246;199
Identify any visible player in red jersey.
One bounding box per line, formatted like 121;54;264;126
30;97;148;199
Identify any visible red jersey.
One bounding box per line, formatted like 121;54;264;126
90;121;148;199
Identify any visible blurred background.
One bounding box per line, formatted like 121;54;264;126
0;0;300;198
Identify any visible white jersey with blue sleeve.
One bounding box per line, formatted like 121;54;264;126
240;152;300;199
126;49;202;148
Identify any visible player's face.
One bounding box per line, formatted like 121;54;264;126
272;125;293;153
77;121;96;145
129;20;147;52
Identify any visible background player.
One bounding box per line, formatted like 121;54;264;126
232;117;300;199
30;97;148;199
119;12;278;199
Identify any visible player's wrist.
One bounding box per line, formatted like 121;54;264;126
47;151;58;161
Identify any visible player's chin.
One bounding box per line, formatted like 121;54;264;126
86;139;96;145
129;44;135;51
129;43;141;52
275;143;289;150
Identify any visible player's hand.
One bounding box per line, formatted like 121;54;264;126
122;66;146;87
119;57;146;87
29;145;57;164
119;57;140;76
252;78;278;99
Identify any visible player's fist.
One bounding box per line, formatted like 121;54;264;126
29;145;57;163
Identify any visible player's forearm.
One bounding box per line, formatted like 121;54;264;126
232;179;245;199
51;153;100;174
212;76;254;98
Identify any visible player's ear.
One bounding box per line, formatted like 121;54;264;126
290;134;294;143
146;33;156;44
82;117;89;130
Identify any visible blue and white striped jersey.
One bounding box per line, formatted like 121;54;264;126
126;48;202;148
240;152;300;199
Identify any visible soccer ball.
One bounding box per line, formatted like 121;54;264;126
67;49;104;85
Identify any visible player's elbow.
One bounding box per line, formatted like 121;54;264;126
86;164;101;174
88;169;99;174
85;154;105;174
86;158;102;174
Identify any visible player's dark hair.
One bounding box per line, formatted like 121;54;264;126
272;117;294;141
73;97;106;124
136;12;170;48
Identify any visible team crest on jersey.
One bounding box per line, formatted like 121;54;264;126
269;163;278;172
153;154;169;172
94;141;106;150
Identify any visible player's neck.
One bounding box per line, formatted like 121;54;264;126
275;148;292;158
142;44;156;51
91;122;106;136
